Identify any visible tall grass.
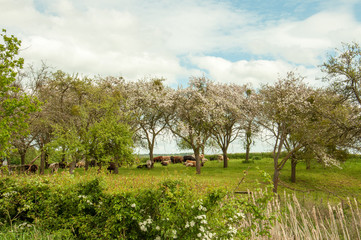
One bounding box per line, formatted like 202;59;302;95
245;191;361;239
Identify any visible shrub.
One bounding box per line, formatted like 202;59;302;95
0;173;275;239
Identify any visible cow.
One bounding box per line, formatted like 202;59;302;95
76;160;86;168
217;155;229;162
183;155;196;161
59;162;67;169
107;162;119;173
161;160;171;166
184;160;204;167
171;156;184;163
24;164;38;173
89;160;98;167
137;160;152;169
153;156;164;162
49;162;59;173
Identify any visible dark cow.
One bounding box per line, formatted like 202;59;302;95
24;164;38;173
89;160;97;167
137;160;152;169
183;155;195;161
153;156;164;162
107;162;118;173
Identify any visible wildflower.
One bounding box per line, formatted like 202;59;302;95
200;226;205;232
131;203;136;208
201;219;207;224
155;236;161;240
156;226;160;231
190;221;195;227
185;222;189;228
197;233;202;238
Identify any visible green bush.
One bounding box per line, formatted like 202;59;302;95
0;173;274;239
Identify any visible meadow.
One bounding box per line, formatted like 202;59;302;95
1;156;360;239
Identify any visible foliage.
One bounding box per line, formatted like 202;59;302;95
0;29;41;157
0;172;274;239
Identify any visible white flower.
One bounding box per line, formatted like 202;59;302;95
197;233;202;238
156;226;160;231
185;222;189;228
200;226;205;232
146;218;152;224
190;221;195;227
131;203;136;208
201;219;207;224
155;236;161;240
140;225;147;232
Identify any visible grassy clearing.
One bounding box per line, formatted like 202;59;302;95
46;157;361;204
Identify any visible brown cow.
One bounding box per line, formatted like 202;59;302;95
153;156;164;162
171;156;184;163
184;160;204;167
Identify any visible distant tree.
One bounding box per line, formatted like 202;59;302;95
208;82;247;168
259;72;347;192
166;77;213;174
322;42;361;150
0;29;41;158
240;88;260;163
126;78;170;167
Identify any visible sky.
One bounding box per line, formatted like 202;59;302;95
2;0;361;154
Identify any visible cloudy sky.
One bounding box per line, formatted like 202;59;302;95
2;0;361;153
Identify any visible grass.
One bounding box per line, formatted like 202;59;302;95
48;157;361;204
1;157;361;239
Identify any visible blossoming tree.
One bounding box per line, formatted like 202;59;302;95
166;77;213;174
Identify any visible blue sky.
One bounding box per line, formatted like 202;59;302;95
2;0;361;153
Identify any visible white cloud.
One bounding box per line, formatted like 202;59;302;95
190;56;322;87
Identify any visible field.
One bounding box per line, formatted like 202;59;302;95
1;156;361;239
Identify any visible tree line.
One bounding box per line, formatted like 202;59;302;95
1;29;361;192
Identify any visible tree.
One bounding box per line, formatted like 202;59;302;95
259;72;345;192
0;29;41;158
240;88;260;163
208;82;247;168
322;42;361;151
166;77;213;174
126;78;170;167
322;42;361;105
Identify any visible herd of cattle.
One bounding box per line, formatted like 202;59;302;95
137;154;209;169
1;154;227;174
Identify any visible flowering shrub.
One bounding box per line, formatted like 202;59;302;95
0;172;274;239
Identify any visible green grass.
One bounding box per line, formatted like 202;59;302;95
57;157;361;204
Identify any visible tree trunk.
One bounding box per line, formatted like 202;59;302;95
223;148;228;168
291;157;297;183
69;161;76;174
194;148;201;174
113;163;119;174
245;143;251;163
273;168;280;193
20;150;26;166
40;147;46;175
149;147;154;168
245;127;252;163
306;158;311;170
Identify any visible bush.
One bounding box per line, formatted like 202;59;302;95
0;173;275;239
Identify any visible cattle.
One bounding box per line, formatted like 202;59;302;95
24;164;38;173
137;160;152;169
183;155;195;161
184;160;204;167
89;160;98;167
171;156;184;164
59;162;67;169
107;162;118;173
76;160;86;168
153;156;164;162
217;155;229;162
161;160;171;166
49;162;59;173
